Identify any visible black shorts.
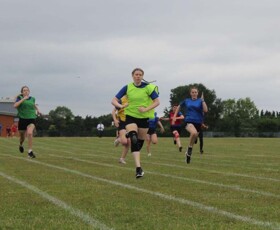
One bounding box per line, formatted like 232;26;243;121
171;125;182;134
184;122;201;133
118;120;126;131
125;115;149;129
18;118;36;131
147;128;156;135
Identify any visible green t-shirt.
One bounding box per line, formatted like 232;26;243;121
16;95;37;119
125;83;158;119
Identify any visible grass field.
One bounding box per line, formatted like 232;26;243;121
0;137;279;230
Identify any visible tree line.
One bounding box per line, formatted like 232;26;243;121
36;83;280;137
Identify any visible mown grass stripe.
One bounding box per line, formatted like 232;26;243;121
2;154;280;230
32;141;280;183
2;140;279;183
148;162;280;182
62;149;280;183
47;154;280;199
0;171;114;230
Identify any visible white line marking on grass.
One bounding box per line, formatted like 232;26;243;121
36;140;280;170
4;140;278;184
190;157;280;171
0;171;113;230
48;154;280;199
53;144;280;182
36;143;280;183
149;162;280;183
2;154;280;230
64;150;280;183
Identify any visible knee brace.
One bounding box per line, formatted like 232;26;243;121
137;139;144;151
173;130;180;139
128;131;139;152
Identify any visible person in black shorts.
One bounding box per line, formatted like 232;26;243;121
14;86;41;158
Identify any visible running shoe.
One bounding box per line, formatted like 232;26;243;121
19;145;24;153
114;138;120;147
136;168;144;178
28;151;36;158
119;158;126;164
185;147;192;164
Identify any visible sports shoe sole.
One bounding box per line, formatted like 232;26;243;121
186;156;191;163
136;171;144;179
119;159;126;164
28;153;36;158
185;152;191;164
114;139;120;147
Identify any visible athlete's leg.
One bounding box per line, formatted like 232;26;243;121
126;123;141;167
186;124;198;147
151;133;158;144
173;129;182;151
26;123;35;151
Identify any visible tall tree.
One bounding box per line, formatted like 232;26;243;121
48;106;75;136
221;98;258;119
220;98;258;136
49;106;74;120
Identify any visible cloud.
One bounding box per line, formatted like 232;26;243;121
1;0;279;117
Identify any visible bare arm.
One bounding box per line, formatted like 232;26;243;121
160;117;169;121
111;97;123;109
171;105;181;124
34;104;41;115
157;120;165;133
14;95;28;108
201;92;208;113
111;97;128;110
175;114;184;120
202;102;208;113
111;108;119;128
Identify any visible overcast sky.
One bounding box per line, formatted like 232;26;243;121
1;0;279;117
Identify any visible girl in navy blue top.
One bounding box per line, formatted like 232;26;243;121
172;87;208;164
146;112;164;156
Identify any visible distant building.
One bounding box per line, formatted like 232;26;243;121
0;97;18;137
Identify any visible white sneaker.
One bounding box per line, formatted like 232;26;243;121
119;158;126;164
147;153;152;157
114;138;120;147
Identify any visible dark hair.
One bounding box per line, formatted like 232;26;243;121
131;68;144;75
20;86;29;93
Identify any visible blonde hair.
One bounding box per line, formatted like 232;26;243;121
189;86;199;93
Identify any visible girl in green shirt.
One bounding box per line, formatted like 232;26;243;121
112;68;160;178
14;86;41;158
